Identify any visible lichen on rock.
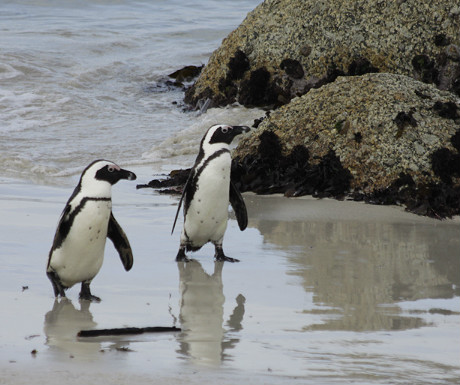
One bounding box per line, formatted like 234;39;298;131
185;0;460;109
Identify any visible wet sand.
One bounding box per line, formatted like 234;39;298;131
1;170;459;385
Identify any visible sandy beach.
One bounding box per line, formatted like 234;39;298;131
1;168;459;385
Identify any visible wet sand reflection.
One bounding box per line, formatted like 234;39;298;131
176;260;245;365
254;218;460;332
44;299;100;360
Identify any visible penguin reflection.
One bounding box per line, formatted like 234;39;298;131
44;298;100;360
177;260;245;365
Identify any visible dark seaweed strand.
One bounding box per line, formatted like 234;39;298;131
184;148;230;216
50;197;111;252
78;326;181;337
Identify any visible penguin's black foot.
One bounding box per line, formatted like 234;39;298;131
216;255;240;263
79;282;101;302
79;293;101;302
79;291;101;302
175;248;191;262
214;247;240;263
47;271;66;298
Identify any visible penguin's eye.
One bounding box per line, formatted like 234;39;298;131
221;126;231;134
107;166;115;173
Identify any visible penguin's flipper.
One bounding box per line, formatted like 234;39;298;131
171;171;193;235
229;180;248;231
107;212;133;271
51;204;72;249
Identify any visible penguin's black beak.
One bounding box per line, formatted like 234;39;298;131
232;125;251;135
119;168;137;181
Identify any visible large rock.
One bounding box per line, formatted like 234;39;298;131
185;0;460;109
150;0;460;217
232;73;460;217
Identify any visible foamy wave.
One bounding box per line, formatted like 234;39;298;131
141;105;264;167
0;90;41;132
52;166;88;178
0;62;23;80
0;89;71;133
0;155;61;182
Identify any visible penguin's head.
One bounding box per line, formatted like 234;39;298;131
197;125;250;162
206;125;251;146
79;160;136;196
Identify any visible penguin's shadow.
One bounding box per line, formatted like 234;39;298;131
44;298;101;360
176;259;245;365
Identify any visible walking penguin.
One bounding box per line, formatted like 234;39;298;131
46;160;136;301
172;124;250;262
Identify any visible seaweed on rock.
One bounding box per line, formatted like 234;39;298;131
232;131;353;198
139;130;460;219
352;173;460;218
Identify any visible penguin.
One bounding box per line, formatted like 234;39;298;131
172;124;250;262
46;160;136;301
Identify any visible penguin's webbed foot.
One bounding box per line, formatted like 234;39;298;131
79;282;101;302
175;247;191;262
79;293;101;302
214;247;240;263
216;255;240;263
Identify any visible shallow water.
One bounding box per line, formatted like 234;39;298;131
1;173;459;384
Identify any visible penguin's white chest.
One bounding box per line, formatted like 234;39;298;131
50;199;112;288
184;153;231;246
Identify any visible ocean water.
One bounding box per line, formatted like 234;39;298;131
0;0;263;183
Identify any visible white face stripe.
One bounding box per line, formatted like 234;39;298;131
78;160;120;198
200;125;231;163
203;125;222;142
